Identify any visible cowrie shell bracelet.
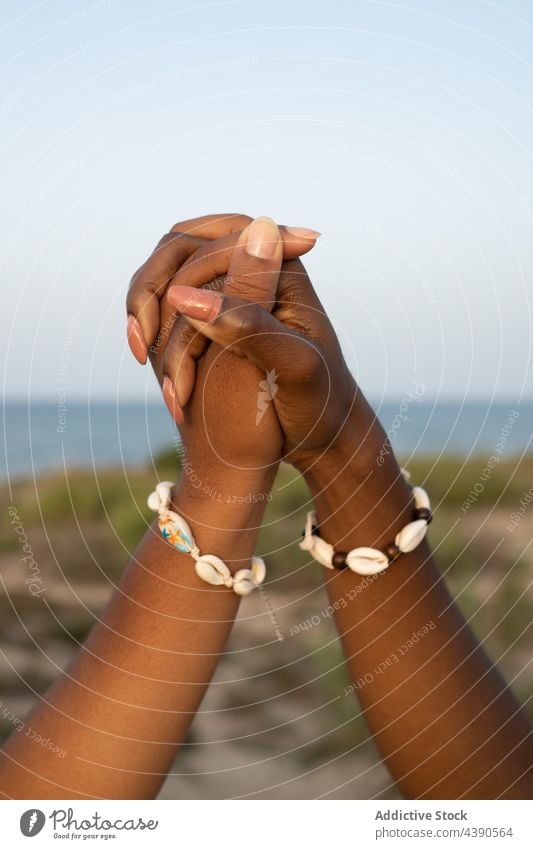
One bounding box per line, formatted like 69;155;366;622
300;471;432;576
148;481;266;595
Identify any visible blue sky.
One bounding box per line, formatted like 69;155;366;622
1;0;532;402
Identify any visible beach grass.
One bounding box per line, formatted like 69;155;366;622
1;451;532;796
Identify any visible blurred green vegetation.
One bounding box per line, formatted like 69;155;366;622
2;450;532;609
1;450;532;781
4;449;531;580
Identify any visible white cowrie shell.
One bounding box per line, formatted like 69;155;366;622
155;481;174;509
158;510;195;553
147;491;161;511
232;578;256;596
299;535;313;553
195;555;231;586
165;510;194;540
233;568;253;584
312;537;335;568
250;557;266;585
395;519;428;553
412;486;431;510
346;547;390;576
300;536;334;568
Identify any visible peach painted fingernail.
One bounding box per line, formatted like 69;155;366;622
167;285;223;323
285;226;322;240
243;217;281;259
163;376;184;425
127;315;148;364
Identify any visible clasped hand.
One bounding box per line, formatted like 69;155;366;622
127;214;372;511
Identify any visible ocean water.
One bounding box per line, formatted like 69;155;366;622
1;399;532;481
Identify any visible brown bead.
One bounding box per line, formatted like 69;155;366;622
413;507;432;524
332;551;348;569
384;542;401;562
301;525;320;538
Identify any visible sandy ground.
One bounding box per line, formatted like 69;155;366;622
1;501;531;799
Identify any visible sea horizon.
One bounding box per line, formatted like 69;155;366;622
2;398;532;481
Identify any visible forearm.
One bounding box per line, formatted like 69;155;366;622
0;473;275;800
299;404;533;799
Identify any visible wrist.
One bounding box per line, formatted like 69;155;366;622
177;449;277;502
169;465;278;570
293;390;384;486
295;405;415;553
174;461;276;513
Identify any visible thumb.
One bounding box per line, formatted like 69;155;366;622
223;216;282;308
166;286;309;382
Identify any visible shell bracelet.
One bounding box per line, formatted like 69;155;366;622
299;471;432;576
148;481;266;595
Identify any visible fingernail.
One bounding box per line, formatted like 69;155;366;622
163;376;184;425
167;285;223;323
244;217;281;259
285;226;322;240
127;315;147;364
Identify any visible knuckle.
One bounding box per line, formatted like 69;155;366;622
285;306;320;339
223;275;248;298
175;323;195;351
156;231;185;250
129;262;167;297
224;303;257;343
137;276;166;297
225;275;271;306
150;312;178;355
127;263;144;292
125;288;137;312
180;242;210;272
229;213;253;230
296;346;323;385
162;326;188;363
280;269;306;299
